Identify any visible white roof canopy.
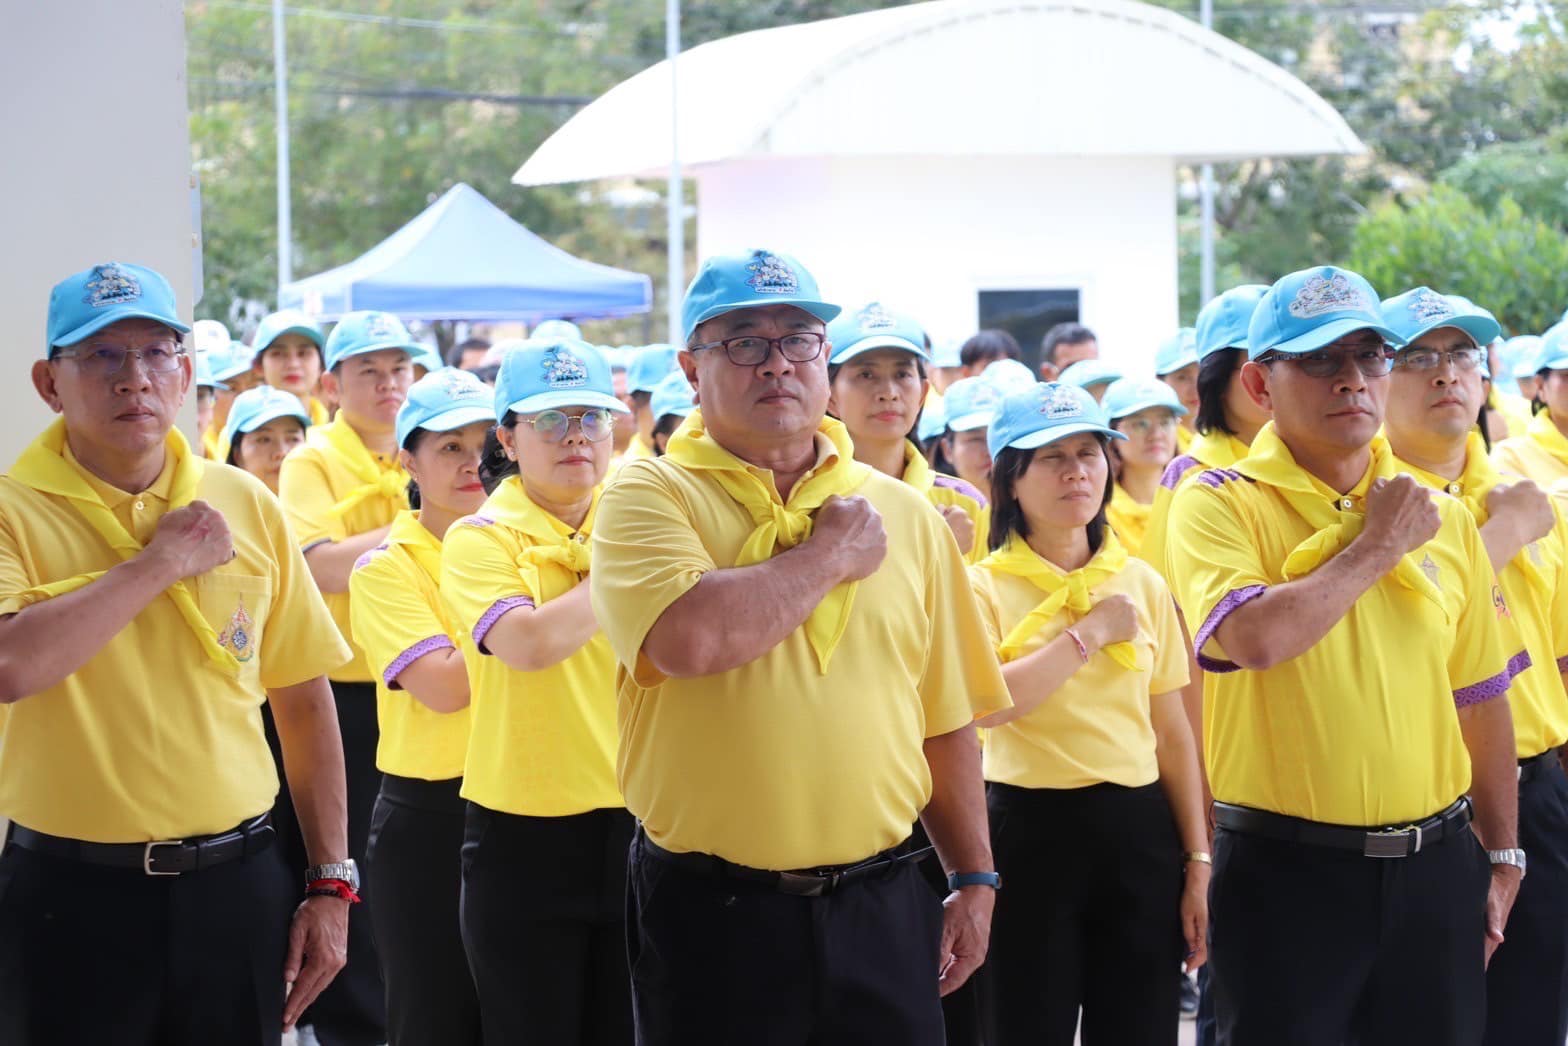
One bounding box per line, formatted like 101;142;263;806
516;0;1364;186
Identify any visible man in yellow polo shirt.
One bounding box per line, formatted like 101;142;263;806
1378;287;1568;1046
0;262;354;1045
277;309;417;1046
592;250;1010;1046
1166;266;1523;1045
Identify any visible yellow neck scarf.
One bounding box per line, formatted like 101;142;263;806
664;410;873;673
9;420;240;676
1235;423;1447;616
318;417;410;520
900;440;934;493
1190;428;1251;469
385;509;444;583
980;530;1140;669
307;396;332;427
485;476;596;599
1527;411;1568;468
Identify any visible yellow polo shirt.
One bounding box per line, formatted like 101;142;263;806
0;444;350;842
970;551;1188;790
1166;454;1517;826
1494;411;1568;489
1394;444;1568;759
902;442;989;564
349;510;473;780
439;484;621;818
1106;483;1152;557
1493;393;1532;440
1141;429;1252;580
592;450;1010;871
278;418;408;682
1176;424;1194;453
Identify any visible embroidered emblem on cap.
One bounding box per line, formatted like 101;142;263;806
439;368;486;400
856;302;896;331
1288;273;1371;320
364;313;401;339
1408;290;1456;324
745;252;800;295
217;596;256;663
541;346;589;388
1040;384;1083;420
83;263;141;308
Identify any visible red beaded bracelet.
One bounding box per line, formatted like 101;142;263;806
306;878;362;904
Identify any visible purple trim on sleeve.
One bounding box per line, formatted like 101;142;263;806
1196;468;1247;490
1160;455;1200;491
932;473;988;507
1507;649;1534;682
459;514;496;529
384;635;456;689
1454;665;1513;708
1557;654;1568;674
301;537;334;554
472;595;534;654
1192;584;1268;673
352;544;390;572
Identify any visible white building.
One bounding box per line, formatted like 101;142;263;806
515;0;1363;370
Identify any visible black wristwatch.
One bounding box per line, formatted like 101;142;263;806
947;871;1002;891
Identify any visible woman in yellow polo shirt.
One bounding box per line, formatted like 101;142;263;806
826;303;990;561
1101;377;1186;557
252;309;333;425
440;338;633;1045
220;385;311;493
349;369;493;1046
970;382;1208;1046
1495;326;1568;487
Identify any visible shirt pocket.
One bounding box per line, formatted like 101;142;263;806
194;571;274;688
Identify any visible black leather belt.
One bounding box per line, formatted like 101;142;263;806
1519;749;1559;786
1212;797;1472;859
7;813;274;876
638;830;931;897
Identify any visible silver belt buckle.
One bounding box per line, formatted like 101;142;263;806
143;839;185;876
1363;823;1421;859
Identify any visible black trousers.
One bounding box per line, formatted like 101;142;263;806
1485;756;1568;1045
366;774;481;1046
1210;814;1490;1046
264;680;386;1046
910;819;985;1046
627;830;946;1046
0;825;294;1046
461;802;634;1045
985;780;1183;1046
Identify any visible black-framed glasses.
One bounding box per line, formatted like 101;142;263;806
525;407;615;442
689;332;825;367
1394;346;1484;373
1259;345;1394;379
53;339;186;377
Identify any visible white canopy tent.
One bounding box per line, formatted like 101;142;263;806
516;0;1364;365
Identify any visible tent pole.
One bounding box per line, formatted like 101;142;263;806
665;0;683;347
274;0;293;292
1198;0;1214;308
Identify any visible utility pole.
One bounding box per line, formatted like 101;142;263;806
274;0;293;291
665;0;683;346
1199;0;1215;307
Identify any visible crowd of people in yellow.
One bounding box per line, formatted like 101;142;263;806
1;250;1565;1046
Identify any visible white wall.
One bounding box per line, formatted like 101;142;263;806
0;0;195;467
693;155;1179;372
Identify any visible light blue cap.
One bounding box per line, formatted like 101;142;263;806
532;319;581;341
252;309;324;355
1058;359;1123;390
982;358;1037;391
324;310;422;371
1194;284;1269;361
210;340;257;383
987;382;1127;460
650;371;697;421
601;345;635;372
1154;328;1198;375
1247;266;1403;359
396;367;496;449
931;339;963;369
411;344;445;374
1378;288;1501;356
629;344;681;393
221;385;311;453
917;399;947;442
1508;336;1544;380
827;302;929;364
494;338;631;419
1538;324;1568;373
196;350;225;390
941;376;1006;432
46;262;190;355
1101;376;1189;420
681;249;840;342
193;319;232;358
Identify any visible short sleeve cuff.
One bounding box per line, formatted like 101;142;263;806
384;635;456;689
1452;650;1528;708
473;595;534;654
1192;584;1267;674
1557;653;1568;674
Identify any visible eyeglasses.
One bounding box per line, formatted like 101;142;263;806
1118;414;1180;436
1394;346;1484;373
53;339;186;377
689;332;825;367
1259;345;1394;379
524;407;616;442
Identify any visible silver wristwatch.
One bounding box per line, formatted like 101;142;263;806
305;859;360;890
1488;848;1527;878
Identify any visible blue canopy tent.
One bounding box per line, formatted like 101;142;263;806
278;183;652;322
